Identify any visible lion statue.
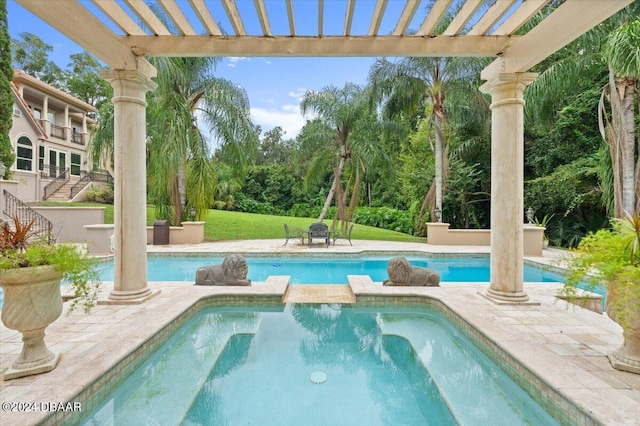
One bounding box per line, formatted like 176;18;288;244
195;254;251;286
383;257;440;287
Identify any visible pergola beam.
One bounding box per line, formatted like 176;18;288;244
158;0;196;35
253;0;272;36
482;0;634;79
443;0;482;36
123;0;171;36
368;0;387;36
492;0;549;36
318;0;324;37
468;0;517;36
91;0;147;36
15;0;154;75
416;0;453;36
221;0;246;35
344;0;356;36
286;0;296;36
189;0;222;36
393;0;420;36
125;35;515;57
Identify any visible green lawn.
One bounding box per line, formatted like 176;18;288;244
35;202;423;243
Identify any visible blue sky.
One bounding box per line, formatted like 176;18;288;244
8;0;434;138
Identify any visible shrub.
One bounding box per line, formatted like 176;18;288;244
84;184;114;204
352;207;414;235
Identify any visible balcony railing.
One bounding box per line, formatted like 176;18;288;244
71;131;86;145
50;123;66;140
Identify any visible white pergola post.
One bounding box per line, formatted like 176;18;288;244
102;69;158;302
480;72;537;303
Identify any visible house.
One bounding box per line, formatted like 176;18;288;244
6;69;104;202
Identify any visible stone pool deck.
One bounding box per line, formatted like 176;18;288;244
1;240;639;425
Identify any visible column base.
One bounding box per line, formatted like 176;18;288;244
4;352;60;380
608;348;640;375
481;288;538;305
103;287;160;305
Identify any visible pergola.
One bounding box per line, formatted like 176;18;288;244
16;0;633;303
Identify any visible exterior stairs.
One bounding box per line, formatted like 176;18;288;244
47;182;75;201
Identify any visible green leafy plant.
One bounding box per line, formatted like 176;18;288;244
560;212;640;331
0;217;100;312
533;213;554;241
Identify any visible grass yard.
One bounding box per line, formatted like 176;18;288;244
33;202;424;243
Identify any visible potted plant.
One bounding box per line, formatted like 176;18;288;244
560;212;640;374
534;213;554;248
0;217;100;380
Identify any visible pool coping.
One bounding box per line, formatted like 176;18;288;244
1;243;638;425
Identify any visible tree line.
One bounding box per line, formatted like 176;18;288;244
2;2;638;247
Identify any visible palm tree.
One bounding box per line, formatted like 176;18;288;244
91;56;255;225
300;83;391;225
602;18;640;215
526;5;639;218
368;56;482;221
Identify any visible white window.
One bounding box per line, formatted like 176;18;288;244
71;153;81;176
16;136;33;171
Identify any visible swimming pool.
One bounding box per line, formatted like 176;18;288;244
0;255;604;309
94;255;569;284
78;304;561;425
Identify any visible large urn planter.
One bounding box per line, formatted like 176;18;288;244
605;281;640;374
0;265;64;380
560;212;640;375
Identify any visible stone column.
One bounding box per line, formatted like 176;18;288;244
102;70;157;302
63;106;70;142
41;96;50;136
479;73;537;302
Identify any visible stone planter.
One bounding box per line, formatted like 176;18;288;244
0;265;64;380
606;281;640;374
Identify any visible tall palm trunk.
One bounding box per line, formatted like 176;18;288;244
600;67;637;218
434;113;445;218
174;164;187;225
619;76;636;216
318;153;345;222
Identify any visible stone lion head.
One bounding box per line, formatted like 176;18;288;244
387;257;411;283
222;254;249;279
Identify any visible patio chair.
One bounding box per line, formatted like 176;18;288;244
333;223;354;246
308;222;330;247
283;224;305;246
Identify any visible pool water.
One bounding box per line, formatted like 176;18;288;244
80;305;559;425
0;256;604;310
95;256;569;284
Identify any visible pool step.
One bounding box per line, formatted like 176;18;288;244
284;285;356;304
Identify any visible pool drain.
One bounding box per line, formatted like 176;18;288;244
309;371;328;384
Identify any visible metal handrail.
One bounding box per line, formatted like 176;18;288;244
40;164;64;179
43;168;70;200
2;189;54;243
70;169;114;199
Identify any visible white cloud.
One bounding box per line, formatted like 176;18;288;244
251;106;306;138
288;88;308;102
226;57;251;68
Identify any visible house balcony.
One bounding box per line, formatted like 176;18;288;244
71;131;86;146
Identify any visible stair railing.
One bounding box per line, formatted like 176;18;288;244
70;169;114;199
2;189;54;243
43;168;70;201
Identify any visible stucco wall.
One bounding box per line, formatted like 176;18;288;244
426;222;546;256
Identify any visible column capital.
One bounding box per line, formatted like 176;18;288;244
101;69;158;92
479;72;538;96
